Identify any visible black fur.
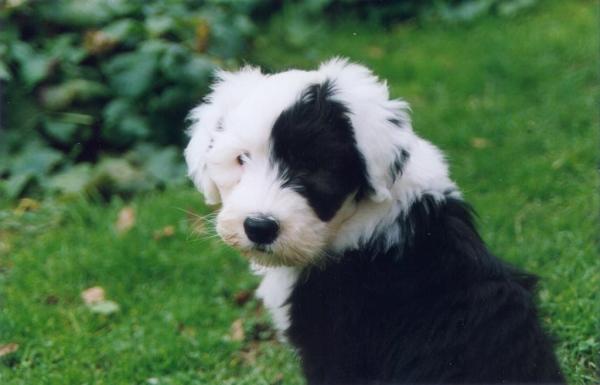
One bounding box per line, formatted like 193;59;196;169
389;148;410;183
286;195;565;384
270;80;372;221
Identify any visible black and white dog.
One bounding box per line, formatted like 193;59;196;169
185;59;565;384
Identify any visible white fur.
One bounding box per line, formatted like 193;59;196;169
253;264;300;340
185;58;459;336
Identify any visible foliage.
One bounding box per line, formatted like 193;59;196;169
0;0;258;198
0;0;539;200
260;0;538;50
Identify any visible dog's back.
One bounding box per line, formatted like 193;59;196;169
286;194;564;384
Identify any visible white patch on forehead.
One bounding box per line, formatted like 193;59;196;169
222;70;325;149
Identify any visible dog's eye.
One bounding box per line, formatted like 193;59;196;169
237;152;250;166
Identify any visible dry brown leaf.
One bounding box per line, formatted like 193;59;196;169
272;372;284;385
81;286;105;305
367;46;384;59
45;294;59;305
470;137;491;149
0;343;19;357
234;290;252;307
115;206;136;234
195;20;210;53
239;343;259;366
14;198;40;215
153;225;175;240
230;319;245;342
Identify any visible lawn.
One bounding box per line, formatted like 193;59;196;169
1;0;597;384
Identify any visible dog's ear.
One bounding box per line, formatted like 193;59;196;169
184;67;264;204
319;58;413;203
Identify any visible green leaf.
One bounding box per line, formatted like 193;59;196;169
101;103;149;146
89;157;154;196
38;0;136;27
103;51;158;98
1;172;35;199
45;34;87;64
41;79;109;110
127;144;186;186
0;60;11;81
102;18;144;44
120;115;149;139
43;120;79;144
11;41;52;88
9;142;63;177
44;163;94;196
497;0;537;16
102;98;132;128
145;15;175;37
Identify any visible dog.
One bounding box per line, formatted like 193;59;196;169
184;59;565;384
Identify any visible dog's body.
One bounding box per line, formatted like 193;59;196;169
185;59;564;384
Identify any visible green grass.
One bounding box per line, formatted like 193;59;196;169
1;0;597;383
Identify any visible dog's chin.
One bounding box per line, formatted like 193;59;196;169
239;246;321;268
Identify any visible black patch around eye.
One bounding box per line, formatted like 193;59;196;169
390;148;410;183
270;80;372;222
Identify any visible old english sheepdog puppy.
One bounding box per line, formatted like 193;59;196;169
184;59;564;384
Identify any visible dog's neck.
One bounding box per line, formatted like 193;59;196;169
329;136;458;254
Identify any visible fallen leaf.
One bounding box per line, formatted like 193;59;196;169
272;372;284;385
81;286;105;305
88;300;120;315
14;198;40;215
0;343;19;357
470;137;490;149
45;294;59;305
153;225;175;240
115;206;135;234
230;319;245;342
195;20;210;53
367;45;384;59
234;290;252;306
239;342;259;366
177;322;197;339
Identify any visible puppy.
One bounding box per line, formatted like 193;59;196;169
184;59;565;384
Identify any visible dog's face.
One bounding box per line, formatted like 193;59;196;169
185;59;412;267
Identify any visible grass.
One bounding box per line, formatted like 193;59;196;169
1;0;597;383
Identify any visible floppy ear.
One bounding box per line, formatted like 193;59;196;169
318;58;413;203
184;67;264;205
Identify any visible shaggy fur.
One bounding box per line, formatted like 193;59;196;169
184;58;565;384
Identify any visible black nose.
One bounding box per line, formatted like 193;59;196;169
243;215;279;245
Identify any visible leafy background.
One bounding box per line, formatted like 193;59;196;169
0;0;538;199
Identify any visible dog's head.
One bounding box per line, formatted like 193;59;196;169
185;58;417;267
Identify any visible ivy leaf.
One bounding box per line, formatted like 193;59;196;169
2;172;35;199
44;163;94;195
11;41;53;88
9;142;63;177
103;51;158;98
128;145;186;186
43;120;79;144
40;79;110;110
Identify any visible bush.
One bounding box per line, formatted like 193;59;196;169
0;0;258;198
0;0;537;199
